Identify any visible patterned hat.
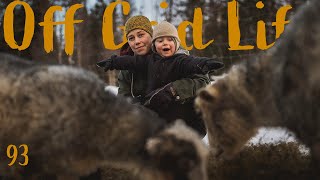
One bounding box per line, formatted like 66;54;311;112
125;15;153;37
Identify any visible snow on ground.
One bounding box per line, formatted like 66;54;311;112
202;127;296;145
249;127;296;144
202;128;310;154
105;86;119;95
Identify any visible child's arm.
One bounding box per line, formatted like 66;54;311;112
97;55;148;71
176;55;224;76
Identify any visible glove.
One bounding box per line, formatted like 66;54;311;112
199;60;224;74
96;54;117;71
144;83;177;109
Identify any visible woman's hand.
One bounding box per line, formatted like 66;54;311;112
144;83;177;109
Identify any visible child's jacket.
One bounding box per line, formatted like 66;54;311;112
111;52;223;94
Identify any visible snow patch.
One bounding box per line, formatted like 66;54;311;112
105;85;119;95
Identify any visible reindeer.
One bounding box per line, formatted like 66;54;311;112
195;0;320;165
0;53;208;180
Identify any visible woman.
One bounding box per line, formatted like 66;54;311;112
113;15;210;136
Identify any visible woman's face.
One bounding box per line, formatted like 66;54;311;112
127;29;152;55
154;36;176;57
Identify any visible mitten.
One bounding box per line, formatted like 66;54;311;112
96;54;117;71
200;60;224;74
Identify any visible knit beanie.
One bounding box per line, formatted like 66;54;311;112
125;15;153;37
152;21;181;51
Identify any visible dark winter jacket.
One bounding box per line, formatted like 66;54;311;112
117;44;211;102
112;52;223;95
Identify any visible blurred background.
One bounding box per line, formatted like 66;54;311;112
0;2;314;178
0;0;306;85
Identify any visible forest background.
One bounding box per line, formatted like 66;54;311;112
0;0;305;85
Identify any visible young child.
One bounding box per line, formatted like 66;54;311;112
97;21;224;103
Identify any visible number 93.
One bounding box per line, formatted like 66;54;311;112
6;144;29;166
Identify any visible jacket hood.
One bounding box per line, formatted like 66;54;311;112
175;47;190;55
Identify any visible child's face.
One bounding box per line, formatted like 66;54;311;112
154;36;176;57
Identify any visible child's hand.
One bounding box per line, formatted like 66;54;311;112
96;55;117;71
200;60;224;74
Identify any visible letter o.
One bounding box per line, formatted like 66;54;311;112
4;1;35;50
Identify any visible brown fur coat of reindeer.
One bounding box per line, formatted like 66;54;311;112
196;0;320;163
0;53;208;180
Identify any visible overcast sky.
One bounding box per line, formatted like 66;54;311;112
87;0;157;21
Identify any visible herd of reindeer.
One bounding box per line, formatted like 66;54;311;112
0;0;319;179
